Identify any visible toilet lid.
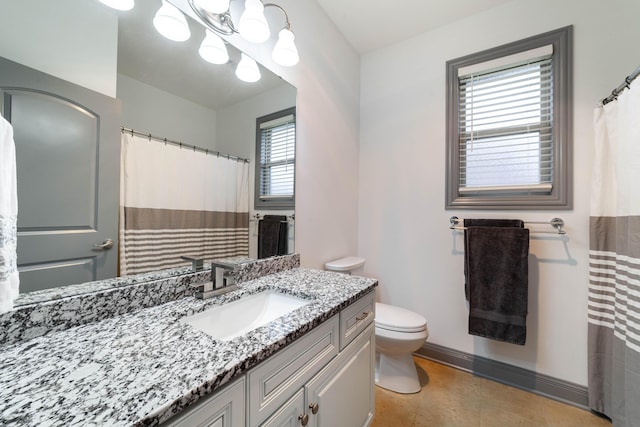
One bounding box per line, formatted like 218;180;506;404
325;256;366;272
375;302;427;333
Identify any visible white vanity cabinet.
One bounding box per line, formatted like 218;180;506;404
256;290;375;427
248;314;341;426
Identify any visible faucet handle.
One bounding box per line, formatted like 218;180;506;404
180;256;204;272
210;260;239;271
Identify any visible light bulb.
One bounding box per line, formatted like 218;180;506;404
153;0;191;42
193;0;230;14
272;28;299;66
235;53;261;82
238;0;270;43
199;30;229;64
99;0;134;11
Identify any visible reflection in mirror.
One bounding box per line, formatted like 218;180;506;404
0;0;296;305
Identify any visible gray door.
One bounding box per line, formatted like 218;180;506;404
0;57;121;293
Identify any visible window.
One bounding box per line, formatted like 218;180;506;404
446;26;572;209
255;107;296;209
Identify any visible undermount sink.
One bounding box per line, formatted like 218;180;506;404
181;290;312;341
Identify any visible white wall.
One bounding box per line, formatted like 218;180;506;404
0;0;118;97
216;84;296;159
359;0;640;386
117;74;218;150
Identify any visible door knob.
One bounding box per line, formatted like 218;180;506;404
298;413;309;426
309;402;319;414
93;238;114;250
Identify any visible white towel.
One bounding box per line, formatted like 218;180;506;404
0;115;19;314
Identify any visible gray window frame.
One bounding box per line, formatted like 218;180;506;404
445;26;573;210
254;107;296;210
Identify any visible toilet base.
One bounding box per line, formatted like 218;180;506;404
375;352;421;394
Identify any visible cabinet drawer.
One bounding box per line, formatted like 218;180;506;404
340;291;375;350
163;376;245;427
247;316;339;427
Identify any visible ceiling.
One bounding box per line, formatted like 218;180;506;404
316;0;513;54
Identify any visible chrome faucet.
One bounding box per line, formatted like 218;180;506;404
201;260;239;299
180;256;204;272
181;256;240;299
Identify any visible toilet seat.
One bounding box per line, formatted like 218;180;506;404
375;302;427;333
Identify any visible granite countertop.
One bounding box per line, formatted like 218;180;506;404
0;268;377;426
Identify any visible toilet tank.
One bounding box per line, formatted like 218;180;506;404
325;256;366;274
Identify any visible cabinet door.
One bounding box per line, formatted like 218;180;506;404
306;324;375;427
163;377;245;427
261;388;305;427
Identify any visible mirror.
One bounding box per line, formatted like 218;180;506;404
0;0;296;305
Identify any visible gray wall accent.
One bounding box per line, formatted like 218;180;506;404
416;342;590;410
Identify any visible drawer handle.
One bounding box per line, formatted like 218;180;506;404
299;413;309;426
309;402;319;414
356;312;369;322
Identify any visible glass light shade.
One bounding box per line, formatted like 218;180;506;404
272;28;299;66
238;0;270;43
199;30;229;64
99;0;134;11
193;0;230;14
235;53;261;82
153;0;191;42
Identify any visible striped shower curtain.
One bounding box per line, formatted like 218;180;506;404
588;77;640;426
120;133;249;276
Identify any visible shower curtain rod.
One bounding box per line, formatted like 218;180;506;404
600;65;640;105
121;127;250;163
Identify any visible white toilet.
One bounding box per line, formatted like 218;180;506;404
325;257;429;394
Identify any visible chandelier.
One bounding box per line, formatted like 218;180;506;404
100;0;299;83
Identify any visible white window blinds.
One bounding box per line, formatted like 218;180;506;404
258;114;295;200
457;45;553;194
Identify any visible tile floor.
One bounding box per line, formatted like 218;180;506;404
371;356;612;427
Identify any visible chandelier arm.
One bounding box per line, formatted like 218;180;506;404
188;0;239;36
263;3;291;30
189;0;293;35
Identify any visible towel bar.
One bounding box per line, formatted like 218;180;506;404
250;213;295;224
449;216;566;235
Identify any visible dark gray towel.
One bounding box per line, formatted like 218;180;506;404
258;215;288;259
463;219;525;300
465;225;529;345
